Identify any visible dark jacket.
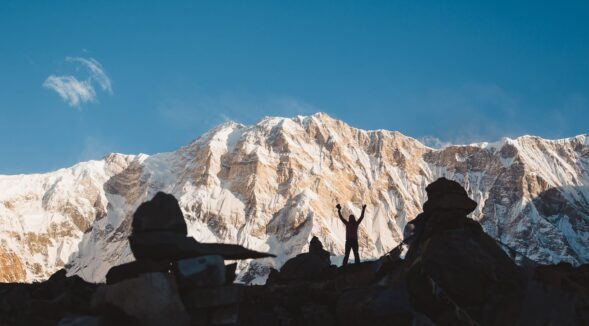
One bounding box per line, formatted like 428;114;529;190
338;206;366;240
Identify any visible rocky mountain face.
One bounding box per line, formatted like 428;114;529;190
0;113;588;283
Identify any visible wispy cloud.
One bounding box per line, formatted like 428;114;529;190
43;56;112;108
43;76;96;107
66;57;112;93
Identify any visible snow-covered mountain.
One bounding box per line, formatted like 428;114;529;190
1;113;588;284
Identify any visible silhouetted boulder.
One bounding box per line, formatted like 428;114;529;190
309;236;330;259
277;254;330;282
92;272;190;326
336;285;417;326
404;177;525;325
132;192;187;236
267;236;333;284
180;286;242;324
333;260;383;289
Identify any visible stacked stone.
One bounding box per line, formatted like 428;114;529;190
94;192;273;326
266;236;333;284
403;178;525;325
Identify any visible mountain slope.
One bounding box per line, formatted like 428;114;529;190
1;113;587;283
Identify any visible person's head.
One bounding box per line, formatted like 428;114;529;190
349;214;356;222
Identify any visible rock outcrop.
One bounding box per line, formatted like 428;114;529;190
267;236;333;284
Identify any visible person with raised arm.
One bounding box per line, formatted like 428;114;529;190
336;203;367;266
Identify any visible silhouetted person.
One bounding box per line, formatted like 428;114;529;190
337;203;367;266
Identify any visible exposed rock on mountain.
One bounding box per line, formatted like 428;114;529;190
0;113;587;283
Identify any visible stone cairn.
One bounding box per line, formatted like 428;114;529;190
93;192;274;326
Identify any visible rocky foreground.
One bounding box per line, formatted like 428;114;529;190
0;179;588;326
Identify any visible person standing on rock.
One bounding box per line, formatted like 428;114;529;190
336;203;367;266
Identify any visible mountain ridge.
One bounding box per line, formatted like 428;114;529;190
1;112;587;283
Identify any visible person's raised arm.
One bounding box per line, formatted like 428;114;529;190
358;204;367;224
336;204;347;225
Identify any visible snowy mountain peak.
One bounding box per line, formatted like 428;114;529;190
1;113;587;284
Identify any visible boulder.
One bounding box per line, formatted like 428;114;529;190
174;255;226;288
225;263;237;284
301;303;335;326
181;286;241;310
267;236;333;284
132;192;187;236
276;253;331;282
404;177;525;325
336;285;414;326
93;272;190;326
309;236;330;260
334;260;383;288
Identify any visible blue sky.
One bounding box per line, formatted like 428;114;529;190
1;1;588;174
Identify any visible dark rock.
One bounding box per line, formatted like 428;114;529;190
182;285;241;310
225;263;237;284
132;192;188;236
106;260;172;284
534;262;589;291
334;260;384;289
93;272;190;326
518;263;589;325
301;303;334;326
57;315;102;326
423;177;477;215
309;236;330;259
174;255;226;288
267;236;333;284
276;253;331;282
129;231;274;261
0;269;98;325
336;285;414;326
518;279;578;325
210;304;240;325
404;177;525;325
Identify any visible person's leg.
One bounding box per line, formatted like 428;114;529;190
352;239;360;264
343;240;351;266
